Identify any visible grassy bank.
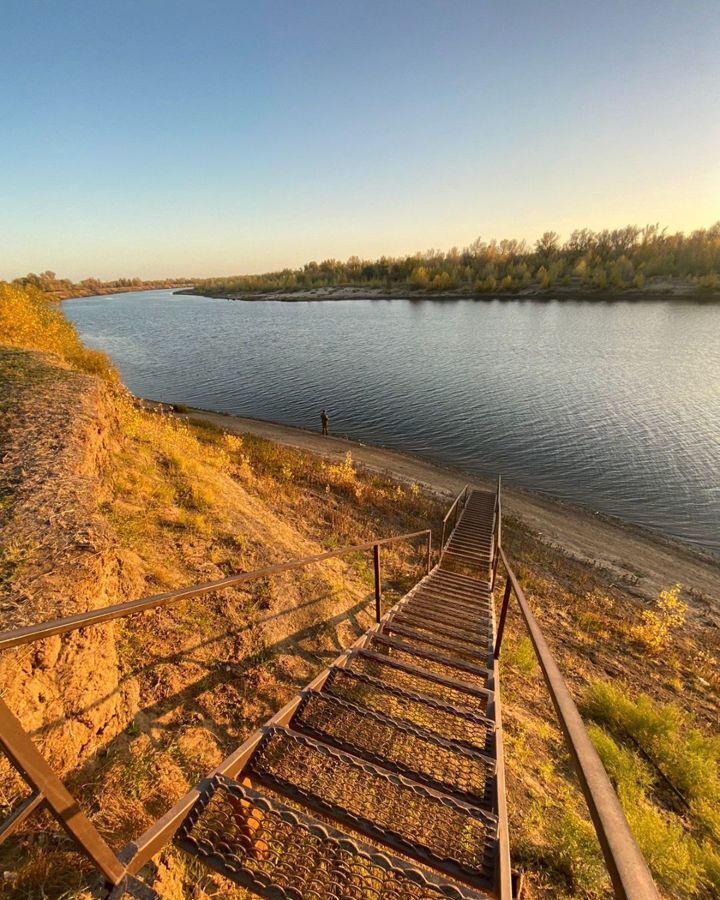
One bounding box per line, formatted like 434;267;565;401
0;282;718;898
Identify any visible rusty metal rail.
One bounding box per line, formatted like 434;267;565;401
440;484;469;550
491;483;659;899
0;529;431;653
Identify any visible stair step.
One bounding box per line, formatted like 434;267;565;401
429;570;489;587
176;775;490;899
290;690;496;807
366;633;491;689
381;622;490;663
412;585;492;606
386;616;488;653
323;667;496;755
393;606;493;640
390;615;492;651
443;548;491;560
405;594;492;618
347;650;491;715
243;726;499;888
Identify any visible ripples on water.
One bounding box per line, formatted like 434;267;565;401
64;290;720;555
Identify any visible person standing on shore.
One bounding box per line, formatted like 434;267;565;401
320;409;329;435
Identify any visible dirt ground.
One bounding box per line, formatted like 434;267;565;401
160;404;719;620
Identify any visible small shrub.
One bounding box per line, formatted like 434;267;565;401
632;583;687;654
587;725;653;796
584;682;720;893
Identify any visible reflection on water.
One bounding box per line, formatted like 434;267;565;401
64;290;720;555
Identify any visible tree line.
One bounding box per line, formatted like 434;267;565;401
195;224;720;296
11;271;194;300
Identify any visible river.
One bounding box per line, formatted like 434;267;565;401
64;289;720;555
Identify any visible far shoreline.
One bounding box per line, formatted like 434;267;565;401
175;284;720;304
141;398;720;609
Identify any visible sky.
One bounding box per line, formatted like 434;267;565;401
1;0;719;280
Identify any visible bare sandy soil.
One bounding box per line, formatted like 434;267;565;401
148;402;719;619
177;281;720;303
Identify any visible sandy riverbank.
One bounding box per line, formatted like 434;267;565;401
176;283;720;303
144;400;719;617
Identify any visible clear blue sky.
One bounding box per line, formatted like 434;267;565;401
1;0;718;280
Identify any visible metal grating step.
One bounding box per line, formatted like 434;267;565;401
176;775;490;899
380;622;490;664
432;569;489;583
403;593;491;618
409;588;492;610
366;634;491;689
385;617;489;653
243;726;499;888
424;578;490;599
427;569;490;585
402;596;492;620
290;690;496;808
393;608;493;642
419;572;491;592
347;650;491;714
323;667;496;755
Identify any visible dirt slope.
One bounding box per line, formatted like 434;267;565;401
170;404;719;618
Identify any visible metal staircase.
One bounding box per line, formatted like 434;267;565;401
173;488;511;898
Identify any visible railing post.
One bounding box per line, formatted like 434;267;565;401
425;530;432;575
440;520;446;551
373;543;382;622
494;579;512;658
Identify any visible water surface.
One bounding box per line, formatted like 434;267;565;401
64;290;720;555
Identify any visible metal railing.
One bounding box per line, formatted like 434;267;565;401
0;528;431;889
491;480;659;899
439;483;469;552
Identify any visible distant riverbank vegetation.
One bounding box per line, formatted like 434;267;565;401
10;271;194;301
194;223;720;297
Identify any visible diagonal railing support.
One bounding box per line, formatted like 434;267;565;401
0;788;45;846
0;697;125;885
